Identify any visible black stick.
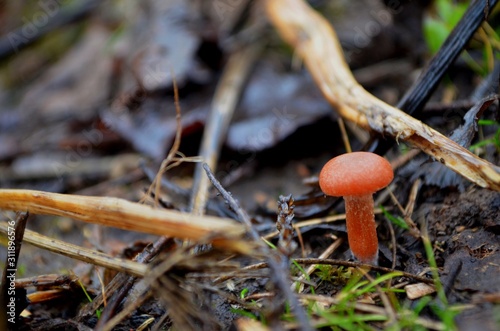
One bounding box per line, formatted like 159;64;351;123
369;0;499;155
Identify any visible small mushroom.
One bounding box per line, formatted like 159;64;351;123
319;152;393;264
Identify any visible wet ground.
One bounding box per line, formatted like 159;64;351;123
1;1;500;330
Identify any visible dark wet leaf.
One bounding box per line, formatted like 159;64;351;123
102;99;207;160
104;62;332;160
448;95;497;147
226;64;332;152
18;27;112;122
129;0;201;90
446;232;499;292
293;189;338;219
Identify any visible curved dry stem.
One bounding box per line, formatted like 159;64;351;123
0;189;251;254
265;0;500;191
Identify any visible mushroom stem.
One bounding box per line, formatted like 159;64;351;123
344;194;378;264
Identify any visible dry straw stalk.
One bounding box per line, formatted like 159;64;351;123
0;189;251;253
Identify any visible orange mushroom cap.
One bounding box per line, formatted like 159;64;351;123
319;152;394;196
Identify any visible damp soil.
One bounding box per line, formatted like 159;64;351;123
1;1;500;330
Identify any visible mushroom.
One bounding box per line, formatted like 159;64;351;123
319;152;393;264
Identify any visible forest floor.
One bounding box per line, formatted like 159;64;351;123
0;1;499;330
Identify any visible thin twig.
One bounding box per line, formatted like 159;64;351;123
293;258;433;284
142;73;183;208
384;216;397;270
337;117;352;153
262;208;387;240
78;236;174;321
202;163;314;331
215;257;433;285
100;289;152;331
0;222;147;277
190;42;262;215
292;237;343;293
